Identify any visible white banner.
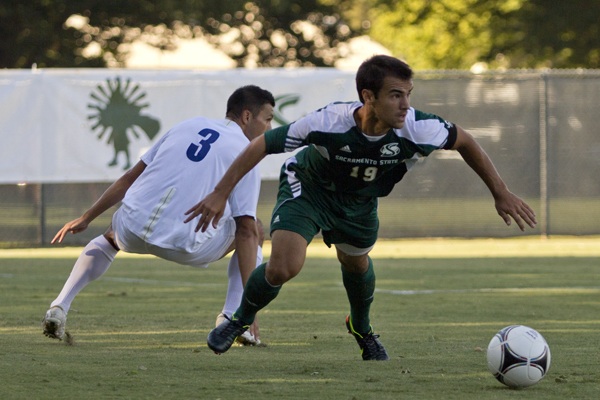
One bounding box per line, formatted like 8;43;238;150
0;68;356;183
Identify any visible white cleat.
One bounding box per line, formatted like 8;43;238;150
236;330;261;346
215;313;261;346
42;306;67;340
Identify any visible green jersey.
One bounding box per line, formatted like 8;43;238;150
264;101;457;198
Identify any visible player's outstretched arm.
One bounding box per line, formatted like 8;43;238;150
451;126;537;231
185;135;268;232
51;161;146;243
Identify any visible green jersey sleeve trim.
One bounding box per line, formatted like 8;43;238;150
264;124;292;154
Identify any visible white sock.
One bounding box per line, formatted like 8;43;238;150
221;246;263;317
50;235;118;313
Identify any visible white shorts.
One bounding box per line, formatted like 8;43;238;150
112;207;236;268
334;242;374;256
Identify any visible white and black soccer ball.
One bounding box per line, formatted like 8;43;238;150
487;325;551;388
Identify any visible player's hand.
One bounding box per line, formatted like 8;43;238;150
51;217;90;244
184;191;228;232
249;318;260;343
494;191;537;231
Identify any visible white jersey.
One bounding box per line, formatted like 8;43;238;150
119;117;260;253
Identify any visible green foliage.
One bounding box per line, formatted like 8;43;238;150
200;1;356;67
366;0;600;69
1;242;600;399
367;0;500;69
0;0;360;68
1;1;598;69
489;0;600;68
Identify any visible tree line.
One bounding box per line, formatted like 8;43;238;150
1;0;598;70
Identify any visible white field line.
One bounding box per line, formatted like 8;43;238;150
102;276;223;287
376;286;600;295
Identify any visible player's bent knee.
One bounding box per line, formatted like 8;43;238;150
265;260;301;285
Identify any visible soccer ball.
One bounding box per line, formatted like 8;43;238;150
486;325;551;388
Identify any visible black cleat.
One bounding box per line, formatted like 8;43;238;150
346;315;390;361
207;314;249;354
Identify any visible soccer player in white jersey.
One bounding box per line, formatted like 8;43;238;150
43;85;275;345
187;55;537;360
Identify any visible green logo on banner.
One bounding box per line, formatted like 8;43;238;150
274;93;301;126
87;77;161;170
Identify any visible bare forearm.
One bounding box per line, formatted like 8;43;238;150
184;137;268;232
452;126;536;230
213;135;267;197
82;180;130;222
83;161;146;223
454;127;508;198
457;145;507;198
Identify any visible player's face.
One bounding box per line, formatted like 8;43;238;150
246;104;274;139
371;76;413;130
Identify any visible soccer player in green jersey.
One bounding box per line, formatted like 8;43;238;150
185;55;537;360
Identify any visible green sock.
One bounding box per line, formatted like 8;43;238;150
342;256;376;335
234;263;281;325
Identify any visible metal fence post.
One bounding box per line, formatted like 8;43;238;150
39;183;46;246
538;72;549;238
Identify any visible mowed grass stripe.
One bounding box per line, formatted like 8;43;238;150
2;235;600;259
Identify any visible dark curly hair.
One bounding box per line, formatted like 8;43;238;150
356;55;413;103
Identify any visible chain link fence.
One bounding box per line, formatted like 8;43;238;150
1;70;598;247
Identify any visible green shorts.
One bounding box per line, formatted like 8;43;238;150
270;164;379;249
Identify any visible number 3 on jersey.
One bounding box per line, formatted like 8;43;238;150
186;128;220;162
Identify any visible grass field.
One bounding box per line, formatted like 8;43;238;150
1;237;599;399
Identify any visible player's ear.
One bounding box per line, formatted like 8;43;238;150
241;109;253;124
362;89;375;104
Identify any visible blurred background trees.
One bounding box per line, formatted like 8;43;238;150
1;0;598;69
367;0;600;70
